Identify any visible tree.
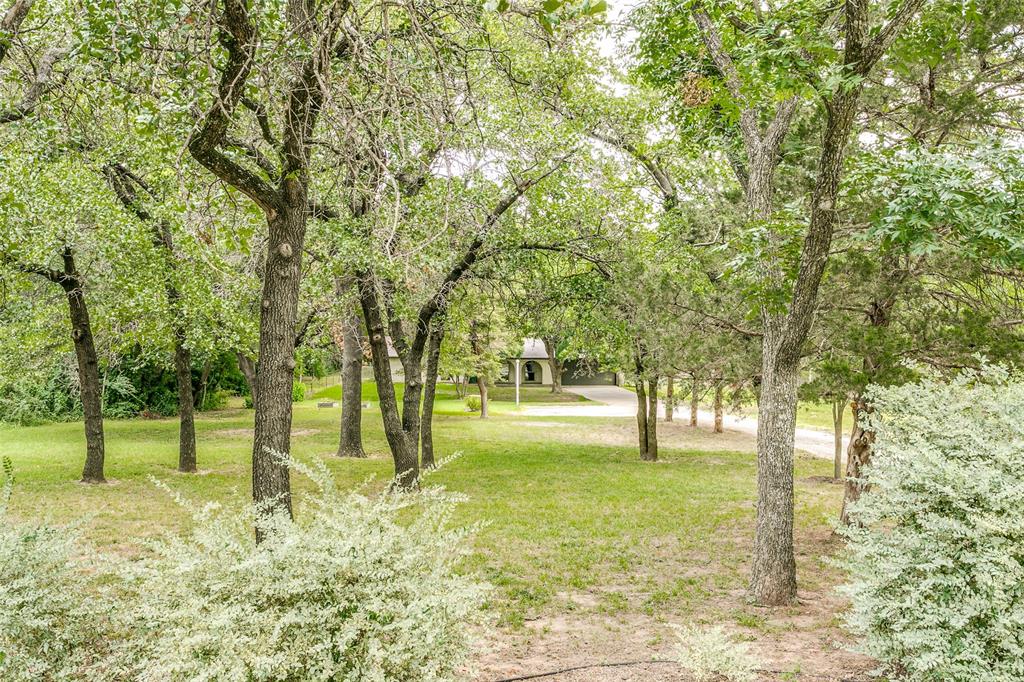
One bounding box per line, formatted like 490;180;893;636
634;0;925;604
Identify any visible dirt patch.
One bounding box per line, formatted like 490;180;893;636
804;475;844;485
209;428;321;438
472;597;873;681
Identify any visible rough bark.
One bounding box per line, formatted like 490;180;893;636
750;335;799;605
840;399;874;525
645;376;659;461
56;251;105;483
174;340;197;472
832;398;846;480
665;376;674;422
337;307;365;457
543;336;563;393
635;373;649;458
250;206;308;520
713;382;724;434
420;324;443;469
359;275;420;486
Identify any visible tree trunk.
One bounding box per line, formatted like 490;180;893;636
840;398;874;525
832;398;846;481
237;351;257;401
251;205;308;529
420;325;443;469
337;307;365;457
645;376;659;461
749;325;799;605
713;382;724;434
665;376;674;422
61;269;105;484
635;374;649;459
195;359;212;410
689;376;699;427
543;336;563;394
478;375;489;418
173;339;197;472
358;274;420;487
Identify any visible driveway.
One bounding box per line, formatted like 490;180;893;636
524;385;846;460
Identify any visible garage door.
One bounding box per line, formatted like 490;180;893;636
561;360;618;386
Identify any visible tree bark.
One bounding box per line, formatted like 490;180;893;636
665;376;674;422
420;324;443;469
478;376;489;418
358;275;420;487
713;382;724;434
195;359;211;410
635;373;649;458
237;352;257;402
832;398;846;481
250;205;308;523
645;376;659;461
56;252;105;483
173;340;197;472
543;336;563;393
337;307;365;457
840;399;873;525
750;333;799;605
689;376;699;427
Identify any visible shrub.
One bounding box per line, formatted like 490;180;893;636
243;394;254;409
116;457;488;681
292;380;306;403
838;366;1024;682
672;624;761;682
199;388;230;412
465;395;481;412
0;459;104;681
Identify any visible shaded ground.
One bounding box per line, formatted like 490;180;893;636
1;382;867;681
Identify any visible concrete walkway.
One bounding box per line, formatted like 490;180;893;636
524;385;846;460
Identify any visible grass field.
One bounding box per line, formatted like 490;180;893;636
0;381;863;679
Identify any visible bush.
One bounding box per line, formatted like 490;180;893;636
465;395;481;412
199;388;230;412
115;457;487;681
0;459;104;681
672;624;760;682
0;362;81;426
292;380;306;403
839;366;1024;682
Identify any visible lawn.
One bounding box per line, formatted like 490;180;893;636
0;381;862;679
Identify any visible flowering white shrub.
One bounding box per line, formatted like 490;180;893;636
0;458;104;681
672;624;760;682
839;366;1024;681
115;456;487;682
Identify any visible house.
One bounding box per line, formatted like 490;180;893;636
497;338;621;387
366;337;620;387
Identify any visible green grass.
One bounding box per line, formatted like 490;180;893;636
0;381;845;632
310;378;585;407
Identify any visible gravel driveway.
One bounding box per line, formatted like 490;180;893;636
524;385;847;460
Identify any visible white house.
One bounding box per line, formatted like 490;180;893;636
366;337;619;387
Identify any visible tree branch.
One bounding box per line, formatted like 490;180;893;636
0;0;33;66
186;0;281;217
